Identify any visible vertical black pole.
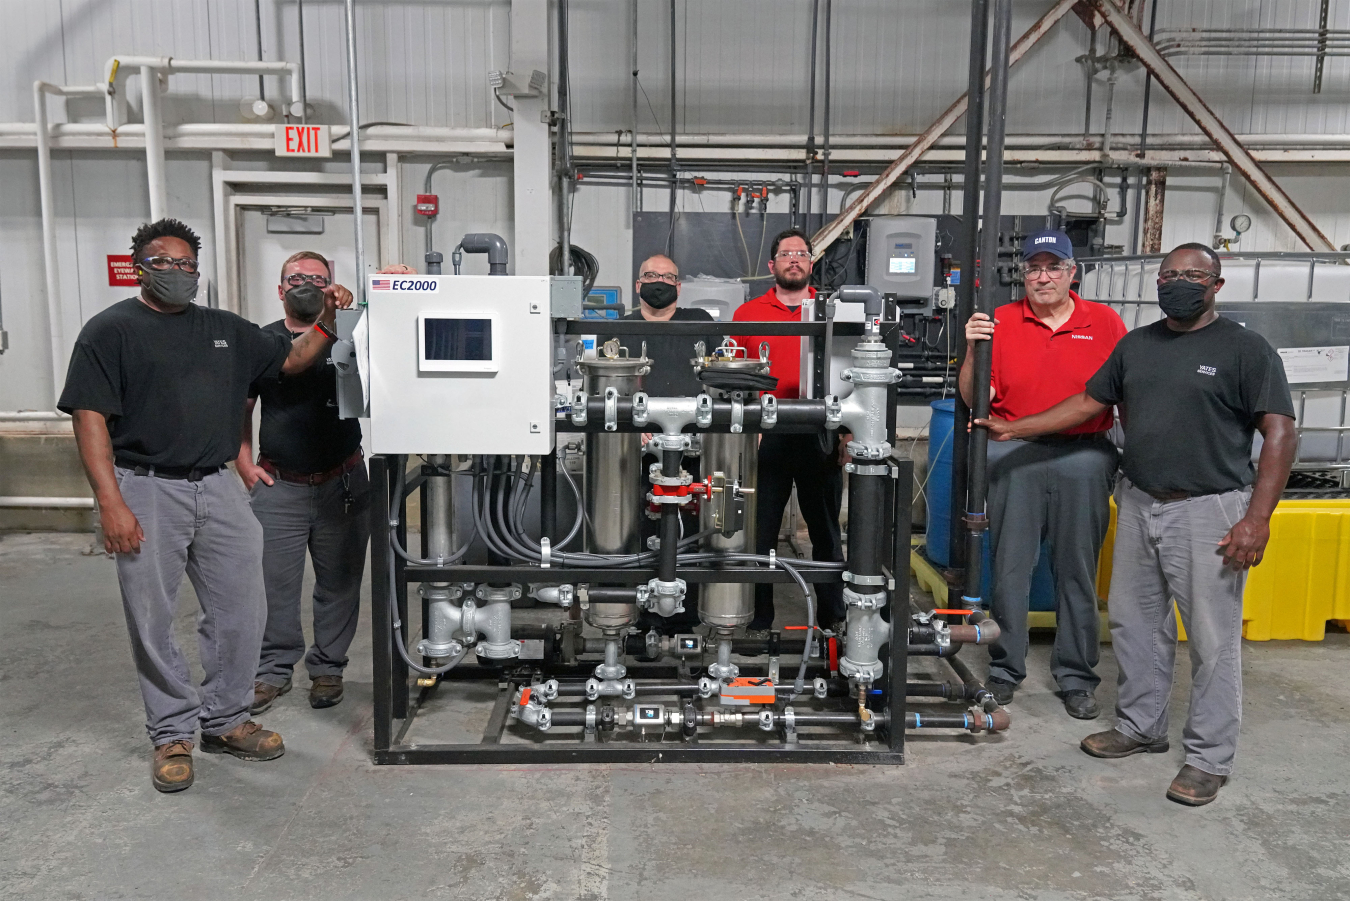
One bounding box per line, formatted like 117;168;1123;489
801;0;820;229
950;0;988;573
1130;0;1160;255
886;458;913;757
666;0;678;255
370;454;393;751
393;458;410;719
963;0;1011;609
540;447;557;542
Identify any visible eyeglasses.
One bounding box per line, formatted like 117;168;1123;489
285;273;331;288
1158;268;1220;283
1022;262;1074;279
140;256;199;274
774;250;812;261
639;271;680;284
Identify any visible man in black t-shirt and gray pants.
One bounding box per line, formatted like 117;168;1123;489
236;252;367;714
60;219;350;793
978;243;1296;807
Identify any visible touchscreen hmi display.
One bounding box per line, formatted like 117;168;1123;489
424;317;492;361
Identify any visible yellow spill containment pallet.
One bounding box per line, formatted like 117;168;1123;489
913;499;1350;642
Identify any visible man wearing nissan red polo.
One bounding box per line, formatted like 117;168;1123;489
959;229;1126;719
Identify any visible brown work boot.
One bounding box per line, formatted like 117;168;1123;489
201;721;285;761
1080;728;1170;759
250;678;292;715
309;675;344;709
1167;764;1227;806
151;740;195;793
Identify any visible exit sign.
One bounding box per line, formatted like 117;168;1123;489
274;124;332;158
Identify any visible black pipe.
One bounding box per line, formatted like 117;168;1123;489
658;447;683;583
540;450;557;542
1130;0;1161;256
561;397;829;433
845;473;886;579
907;642;965;658
819;0;833;217
547;709;588;726
802;0;820;228
951;0;989;574
588;587;641;603
963;0;1011;611
907;710;1008;730
666;0;677;255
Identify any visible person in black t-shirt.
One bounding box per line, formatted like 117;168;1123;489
237;252;369;715
60;219;350;793
976;243;1297;808
622;253;721;396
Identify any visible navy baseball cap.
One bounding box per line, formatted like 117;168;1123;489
1022;229;1074;261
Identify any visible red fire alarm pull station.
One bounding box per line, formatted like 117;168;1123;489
415;194;439;217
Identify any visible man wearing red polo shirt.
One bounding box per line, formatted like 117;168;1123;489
960;229;1126;718
734;228;847;632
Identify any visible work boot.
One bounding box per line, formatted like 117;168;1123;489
986;677;1016;706
250;678;291;715
1167;764;1227;806
1063;689;1100;720
309;675;345;709
151;740;195;793
201;721;285;761
1080;728;1170;759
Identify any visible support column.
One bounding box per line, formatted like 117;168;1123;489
1142;167;1167;254
511;0;553;275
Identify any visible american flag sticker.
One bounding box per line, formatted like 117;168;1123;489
372;279;392;290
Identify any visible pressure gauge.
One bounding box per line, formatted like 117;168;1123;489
1230;214;1253;236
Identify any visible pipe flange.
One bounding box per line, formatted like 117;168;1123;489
839;656;884;683
571;391;587;426
476;638;521;660
843;588;887;610
696;394;713;427
621;679;637;701
631;392;649;427
707;660;740;682
647;464;693;486
604;387;620;432
783;706;796;735
824;395;842;428
760;394;777;429
697;676;719;699
758;709;776;731
417;637;464;659
418;583;465;602
644;578;686;617
813;677;829;699
475;584;522;602
847;443;893;462
845;461;891;476
584;704;598;733
653;434;692;454
842;572;888;588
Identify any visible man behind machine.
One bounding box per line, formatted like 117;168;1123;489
734;228;847;632
623;253;720;632
60;219;350;793
623;253;719;396
976;242;1296;807
237;252;367;714
960;229;1126;719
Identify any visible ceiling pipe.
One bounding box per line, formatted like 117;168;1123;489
342;0;368;305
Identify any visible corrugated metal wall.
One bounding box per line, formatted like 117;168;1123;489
3;0;1350;411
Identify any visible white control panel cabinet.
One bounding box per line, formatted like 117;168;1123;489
367;275;554;454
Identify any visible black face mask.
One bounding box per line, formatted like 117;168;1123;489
285;284;326;322
140;267;199;308
1157;279;1210;321
639;281;678;309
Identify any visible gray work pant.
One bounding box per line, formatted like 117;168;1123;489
250;464;369;687
1109;478;1250;776
113;466;265;746
986;437;1118;693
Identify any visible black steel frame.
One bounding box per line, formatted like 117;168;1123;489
369;452;914;765
369;316;917;765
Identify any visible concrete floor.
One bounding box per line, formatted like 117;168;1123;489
3;531;1349;900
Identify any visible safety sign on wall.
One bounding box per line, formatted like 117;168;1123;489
107;255;138;287
274;124;332;158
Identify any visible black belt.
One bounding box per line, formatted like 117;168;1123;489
1028;432;1109;446
117;459;227;482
